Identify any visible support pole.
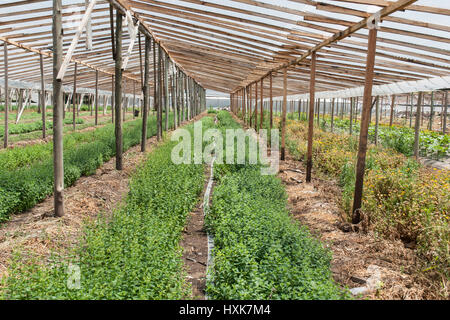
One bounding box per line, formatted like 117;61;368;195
95;69;98;126
260;77;263;131
281;67;287;161
389;95;395;127
413;92;423;158
141;36;150;152
40;54;46;138
3;42;8;148
270;73;273;130
375;96;379;145
306;52;317;183
331;98;335;132
53;0;64;217
352;27;377;223
443;91;448;134
73;63;77;130
114;11;123;170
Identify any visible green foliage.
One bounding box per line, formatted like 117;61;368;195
0;119;85;138
0;117;216;299
206;111;348;300
0;115;172;222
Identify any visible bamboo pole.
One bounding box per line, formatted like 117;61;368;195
53;0;64;217
114;10;123;170
352;27;378;224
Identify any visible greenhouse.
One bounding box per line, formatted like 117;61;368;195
0;0;448;305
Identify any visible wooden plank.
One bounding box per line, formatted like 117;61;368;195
56;0;97;80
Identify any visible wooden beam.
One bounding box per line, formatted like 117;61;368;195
56;0;97;80
352;28;378;223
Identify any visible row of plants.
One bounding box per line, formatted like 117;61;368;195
0;118;84;138
205;111;348;299
0;116;215;299
283;119;449;273
0;114;174;222
307;115;449;159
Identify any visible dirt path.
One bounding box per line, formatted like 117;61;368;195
181;165;210;300
0;114;205;280
278;158;447;300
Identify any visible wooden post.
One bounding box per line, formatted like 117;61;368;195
269;74;273;130
429;92;434;131
317;98;320;126
95;69;98;125
72;63;77;130
352;27;377;223
133;80;136;119
40;54;46;139
409;93;414;128
3;42;8;148
122;78;126;122
443;91;448;134
306;52;316;183
389;95;395;127
249;84;252;127
375;96;379;145
53;0;64;217
413;92;423;159
260;77;263;131
281;67;287;161
331;98;335;132
114;11;123;170
255;81;258;131
164;53;169;131
141;36;150;152
111;75;115;124
349;97;354;135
